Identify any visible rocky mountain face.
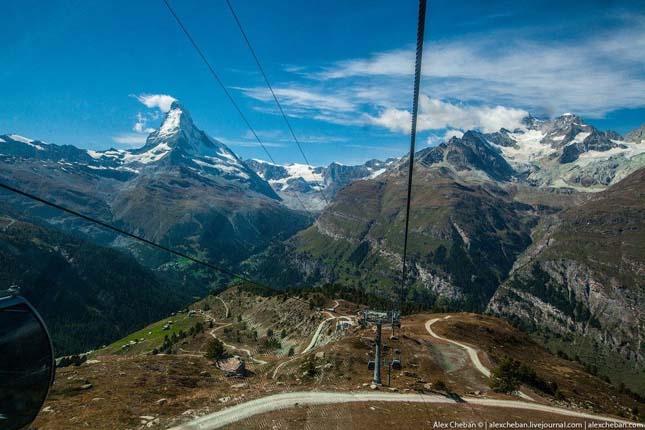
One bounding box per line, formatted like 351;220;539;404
413;130;517;181
487;168;645;393
625;124;645;144
244;114;645;393
245;158;394;211
248;116;645;309
0;102;312;353
247;132;541;310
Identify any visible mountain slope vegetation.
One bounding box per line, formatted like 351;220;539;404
0;211;189;354
488;168;645;394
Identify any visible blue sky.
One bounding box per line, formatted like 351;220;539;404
1;0;644;165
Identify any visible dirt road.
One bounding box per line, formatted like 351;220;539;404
167;390;636;430
425;316;491;377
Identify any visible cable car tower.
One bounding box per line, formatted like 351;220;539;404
361;309;401;385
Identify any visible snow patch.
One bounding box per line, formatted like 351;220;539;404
8;134;45;150
493;129;554;164
124;143;171;164
576;141;645;164
572;132;591;144
8;134;33;144
284;163;324;182
369;168;386;178
156;108;183;138
86;150;103;159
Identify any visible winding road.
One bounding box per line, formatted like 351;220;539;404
425;316;534;401
272;300;355;379
208;326;268;366
302;314;336;354
425;316;491;377
167;390;636;430
205;314;268;366
214;296;229;319
170;312;636;429
271;311;336;379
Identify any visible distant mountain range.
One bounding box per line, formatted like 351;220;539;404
1;104;643;394
243;114;645;393
244;158;394;211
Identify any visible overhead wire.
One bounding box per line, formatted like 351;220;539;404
161;0;275;165
164;0;425;314
1;181;263;290
223;0;331;206
224;0;428;314
0;180;324;308
162;0;316;213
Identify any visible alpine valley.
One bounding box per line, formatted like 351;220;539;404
1;105;643;394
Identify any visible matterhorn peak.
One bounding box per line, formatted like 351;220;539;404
152;101;194;141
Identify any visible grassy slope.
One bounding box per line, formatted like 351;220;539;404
280;168;536;310
98;312;203;355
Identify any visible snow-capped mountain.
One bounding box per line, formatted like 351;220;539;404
0;102;309;266
245;158;394;211
482;113;645;189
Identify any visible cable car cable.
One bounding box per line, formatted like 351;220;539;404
399;0;427;313
0;181;266;289
161;0;275;166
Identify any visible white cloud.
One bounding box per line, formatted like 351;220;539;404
134;93;177;113
216;136;286;148
427;129;465;146
366;96;527;134
319;49;414;80
365;108;411;133
112;133;147;146
132;112;155;134
308;15;645;118
441;129;464;140
237;86;355;112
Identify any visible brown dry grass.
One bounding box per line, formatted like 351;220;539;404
33;301;642;429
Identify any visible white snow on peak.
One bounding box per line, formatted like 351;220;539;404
8;134;45;150
122;143;172;164
572;131;591;144
284;163;324;182
576;140;645;165
216;148;238;163
0;137;5;143
8;134;34;144
86;150;103;159
369;168;386;178
562;113;574;116
156;107;183;138
250;158;276;166
493;129;556;164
